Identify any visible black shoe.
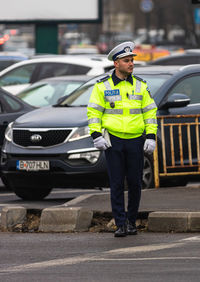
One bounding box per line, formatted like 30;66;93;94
114;225;127;237
127;221;137;235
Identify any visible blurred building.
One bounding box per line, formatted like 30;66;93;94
0;0;199;56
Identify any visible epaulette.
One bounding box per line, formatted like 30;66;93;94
97;75;110;83
133;75;147;83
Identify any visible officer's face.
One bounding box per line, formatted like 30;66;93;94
114;55;134;76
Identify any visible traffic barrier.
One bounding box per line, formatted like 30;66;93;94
153;114;200;188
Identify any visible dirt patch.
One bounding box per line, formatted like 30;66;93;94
12;209;41;233
89;211;148;233
89;212;114;232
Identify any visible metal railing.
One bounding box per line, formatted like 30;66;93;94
153;114;200;188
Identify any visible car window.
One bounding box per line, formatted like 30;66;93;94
104;66;114;72
167;75;200;104
134;74;171;96
0;64;36;86
2;93;21;112
63;82;83;95
70;64;91;75
0;60;19;71
63;84;95;106
38;63;90;80
19;84;55;107
18;81;84;107
171;57;200;65
154;56;200;65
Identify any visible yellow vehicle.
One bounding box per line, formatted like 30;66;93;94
134;45;170;62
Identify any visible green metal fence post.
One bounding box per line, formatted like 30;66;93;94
35;23;58;54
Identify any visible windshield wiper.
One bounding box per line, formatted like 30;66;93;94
53;104;86;107
53;103;72;107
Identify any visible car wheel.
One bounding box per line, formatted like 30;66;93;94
142;154;154;189
13;187;52;200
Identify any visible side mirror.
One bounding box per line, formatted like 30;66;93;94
161;93;190;109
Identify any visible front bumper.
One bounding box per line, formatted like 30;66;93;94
1;138;109;189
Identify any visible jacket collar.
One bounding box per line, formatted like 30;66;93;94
112;70;133;86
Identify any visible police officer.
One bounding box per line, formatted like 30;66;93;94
87;41;157;237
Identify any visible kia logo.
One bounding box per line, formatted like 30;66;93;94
30;134;42;143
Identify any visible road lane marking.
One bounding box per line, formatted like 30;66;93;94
1;255;200;274
97;257;200;261
50;190;97;194
180;236;200;241
0;190;94;197
0;241;190;274
0;189;104;198
105;242;185;255
0;256;94;273
0;193;15;197
0;204;15;206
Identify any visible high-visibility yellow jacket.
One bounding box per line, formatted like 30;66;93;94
87;73;157;139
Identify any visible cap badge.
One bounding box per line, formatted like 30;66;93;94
124;46;131;53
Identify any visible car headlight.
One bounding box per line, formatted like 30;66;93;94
68;126;90;142
5;122;13;142
68;151;100;164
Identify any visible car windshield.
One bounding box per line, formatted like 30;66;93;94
61;74;171;106
17;80;84;107
136;74;171;96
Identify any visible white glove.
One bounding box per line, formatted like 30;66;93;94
93;136;109;150
144;139;156;154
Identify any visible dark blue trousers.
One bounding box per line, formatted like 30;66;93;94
105;134;144;227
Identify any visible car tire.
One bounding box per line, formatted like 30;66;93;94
13;187;52;200
142;154;154;189
124;154;154;190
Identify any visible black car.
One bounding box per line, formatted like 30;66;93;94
0;88;34;187
1;65;200;200
0;88;34;148
147;49;200;66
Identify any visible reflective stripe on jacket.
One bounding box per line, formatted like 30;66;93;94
87;75;157;139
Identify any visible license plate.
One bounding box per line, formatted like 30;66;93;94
16;160;50;171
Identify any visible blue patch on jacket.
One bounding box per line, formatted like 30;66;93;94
104;89;120;96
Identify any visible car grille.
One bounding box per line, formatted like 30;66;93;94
13;129;72;147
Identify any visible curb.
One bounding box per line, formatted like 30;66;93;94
39;206;93;232
1;205;200;233
0;206;93;233
148;211;200;232
1;206;27;232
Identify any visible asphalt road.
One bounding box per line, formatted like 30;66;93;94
1;181;200;281
0;232;200;282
